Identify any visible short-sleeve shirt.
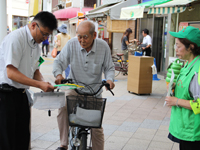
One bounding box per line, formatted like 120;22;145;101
53;37;115;95
142;35;152;46
56;33;71;51
121;36;128;50
42;38;49;45
0;25;41;89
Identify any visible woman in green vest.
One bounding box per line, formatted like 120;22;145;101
165;26;200;150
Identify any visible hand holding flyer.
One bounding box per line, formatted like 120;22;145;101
164;69;175;106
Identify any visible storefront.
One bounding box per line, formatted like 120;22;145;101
12;16;29;31
147;0;199;74
86;0;138;54
120;0;173;73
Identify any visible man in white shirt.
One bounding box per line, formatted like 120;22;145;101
0;11;57;150
141;28;152;56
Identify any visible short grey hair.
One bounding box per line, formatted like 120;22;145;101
77;20;95;35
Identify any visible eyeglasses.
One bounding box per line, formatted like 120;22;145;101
77;34;89;40
36;23;50;37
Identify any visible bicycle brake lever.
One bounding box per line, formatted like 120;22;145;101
102;80;114;96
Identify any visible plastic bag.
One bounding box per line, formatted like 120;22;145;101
51;47;57;58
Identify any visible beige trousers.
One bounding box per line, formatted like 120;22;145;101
57;90;104;150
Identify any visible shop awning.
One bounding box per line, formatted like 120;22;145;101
86;2;118;19
120;0;172;19
86;0;138;20
148;0;196;14
85;6;112;18
53;7;93;20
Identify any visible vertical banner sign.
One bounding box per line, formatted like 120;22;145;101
77;12;84;26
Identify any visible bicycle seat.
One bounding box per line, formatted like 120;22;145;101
116;53;124;56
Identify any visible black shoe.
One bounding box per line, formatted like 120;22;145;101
56;147;66;150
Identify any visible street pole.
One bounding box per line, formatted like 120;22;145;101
80;0;83;12
0;0;7;43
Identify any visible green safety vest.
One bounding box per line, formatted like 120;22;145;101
169;55;200;141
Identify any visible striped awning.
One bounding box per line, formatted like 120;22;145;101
148;0;196;14
148;6;186;14
120;0;172;19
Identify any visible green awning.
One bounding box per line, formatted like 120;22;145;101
120;0;172;19
148;0;196;15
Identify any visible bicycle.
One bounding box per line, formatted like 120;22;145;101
112;42;144;77
61;79;114;150
112;53;129;77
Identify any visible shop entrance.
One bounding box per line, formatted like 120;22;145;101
140;15;167;73
152;17;163;72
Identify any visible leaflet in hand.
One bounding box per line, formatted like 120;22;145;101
54;83;84;90
164;69;175;106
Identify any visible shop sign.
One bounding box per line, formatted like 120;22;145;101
179;22;188;31
26;0;29;4
77;12;84;26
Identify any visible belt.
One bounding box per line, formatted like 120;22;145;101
0;84;26;93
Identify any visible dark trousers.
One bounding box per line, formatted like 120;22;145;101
0;90;30;150
42;44;49;55
143;47;151;56
180;140;200;150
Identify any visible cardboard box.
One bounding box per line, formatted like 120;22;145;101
127;56;154;94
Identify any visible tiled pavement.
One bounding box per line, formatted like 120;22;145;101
30;54;178;150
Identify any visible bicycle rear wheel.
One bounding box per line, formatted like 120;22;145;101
112;57;121;77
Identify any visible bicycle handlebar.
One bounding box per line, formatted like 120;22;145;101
61;79;114;96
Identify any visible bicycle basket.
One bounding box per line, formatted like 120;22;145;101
67;96;106;128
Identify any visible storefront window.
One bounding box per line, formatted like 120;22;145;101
12;16;28;31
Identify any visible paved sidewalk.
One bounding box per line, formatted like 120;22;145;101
30;55;178;150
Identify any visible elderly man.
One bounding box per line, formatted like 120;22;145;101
0;11;57;150
53;20;115;150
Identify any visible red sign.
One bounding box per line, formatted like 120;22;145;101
179;22;188;31
26;0;29;4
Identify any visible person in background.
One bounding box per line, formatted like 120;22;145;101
7;25;11;34
56;24;71;78
0;11;57;150
56;24;71;55
134;29;152;56
53;20;115;150
165;26;200;150
53;29;60;49
42;37;49;57
121;28;133;61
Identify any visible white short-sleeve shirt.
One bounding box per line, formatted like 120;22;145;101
142;35;152;46
0;25;41;89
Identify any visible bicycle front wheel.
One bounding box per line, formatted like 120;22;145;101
79;133;87;150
